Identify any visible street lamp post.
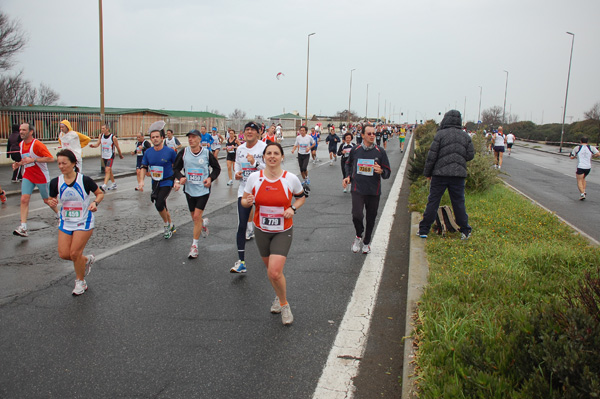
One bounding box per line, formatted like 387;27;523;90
560;32;575;153
305;32;316;126
502;70;509;124
98;0;105;124
365;83;369;120
477;86;482;126
348;68;356;127
377;93;380;123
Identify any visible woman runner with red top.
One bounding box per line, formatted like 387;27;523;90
241;142;306;325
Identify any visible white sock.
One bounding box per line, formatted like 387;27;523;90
21;223;27;230
193;239;199;246
164;222;170;228
247;222;253;232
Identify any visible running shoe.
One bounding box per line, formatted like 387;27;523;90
201;218;209;238
188;244;199;259
362;244;371;254
230;260;247;273
461;232;471;240
329;160;333;166
13;226;28;237
281;304;293;325
580;193;586;201
85;254;95;276
343;187;347;193
305;178;311;186
100;184;107;191
163;226;173;239
227;180;233;186
417;232;428;238
110;183;117;190
352;236;362;253
72;279;88;296
0;190;6;203
271;296;282;313
245;230;254;240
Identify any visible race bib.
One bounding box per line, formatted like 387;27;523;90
187;168;204;184
149;165;164;181
227;145;234;153
21;152;35;169
241;161;256;182
299;143;309;153
259;206;285;232
101;144;112;158
62;200;83;220
343;148;351;155
357;159;374;176
136;146;143;156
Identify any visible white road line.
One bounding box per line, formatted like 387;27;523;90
313;135;413;399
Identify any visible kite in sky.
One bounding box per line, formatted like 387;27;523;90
276;72;285;80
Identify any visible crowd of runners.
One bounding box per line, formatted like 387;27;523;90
6;117;595;324
4;119;408;326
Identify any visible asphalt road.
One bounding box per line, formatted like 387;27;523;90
0;138;411;398
500;145;600;243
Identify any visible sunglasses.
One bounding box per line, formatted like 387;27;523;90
364;132;376;136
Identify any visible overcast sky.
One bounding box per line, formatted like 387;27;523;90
3;0;599;124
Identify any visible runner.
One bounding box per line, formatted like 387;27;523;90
262;125;277;144
141;122;178;239
230;121;267;273
570;137;600;201
225;129;240;186
58;120;91;172
325;128;341;165
164;129;182;152
342;124;391;254
200;126;214;149
398;127;406;153
275;123;283;143
492;127;506;169
173;129;221;258
337;133;355;193
210;127;223;158
0;184;6;203
382;125;389;150
375;125;383;147
310;127;321;164
291;126;315;184
48;149;104;296
506;130;515;155
242;142;306;325
12;123;59;237
89;124;124;191
132;132;151;191
355;124;363;145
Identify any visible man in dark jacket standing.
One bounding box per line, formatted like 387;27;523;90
418;110;475;239
7;124;23;182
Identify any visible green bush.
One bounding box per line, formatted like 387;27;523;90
408;121;438;183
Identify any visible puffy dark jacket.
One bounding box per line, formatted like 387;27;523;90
423;110;474;178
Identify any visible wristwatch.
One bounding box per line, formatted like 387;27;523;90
290;205;297;214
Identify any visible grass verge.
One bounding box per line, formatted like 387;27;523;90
412;183;600;398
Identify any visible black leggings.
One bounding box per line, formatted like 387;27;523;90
237;197;252;261
151;182;172;212
341;157;349;179
351;192;380;245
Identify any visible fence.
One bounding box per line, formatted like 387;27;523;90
0;110;231;141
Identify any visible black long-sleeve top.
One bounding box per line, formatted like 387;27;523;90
345;144;391;196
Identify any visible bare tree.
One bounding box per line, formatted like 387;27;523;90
0;72;59;106
38;83;60;105
229;108;247;120
0;12;27;71
481;106;503;127
584;102;600;145
335;109;360;121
